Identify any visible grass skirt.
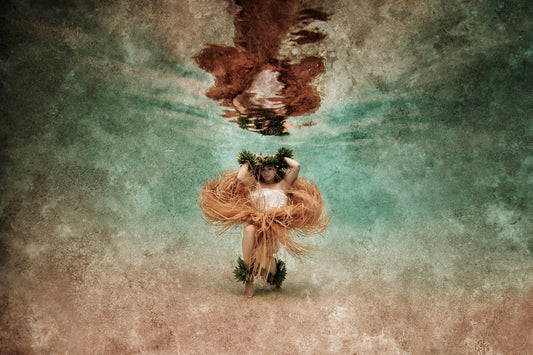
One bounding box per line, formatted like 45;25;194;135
198;170;329;277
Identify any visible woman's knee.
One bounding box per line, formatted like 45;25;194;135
244;224;256;235
242;225;256;247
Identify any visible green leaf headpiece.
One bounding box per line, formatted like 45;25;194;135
237;147;294;175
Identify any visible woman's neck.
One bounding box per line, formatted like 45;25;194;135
260;181;278;189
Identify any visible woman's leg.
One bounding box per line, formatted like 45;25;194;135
267;257;277;276
242;224;256;265
242;224;256;297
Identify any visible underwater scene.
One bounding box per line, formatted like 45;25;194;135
1;0;532;353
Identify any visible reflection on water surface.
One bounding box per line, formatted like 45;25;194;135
195;0;330;135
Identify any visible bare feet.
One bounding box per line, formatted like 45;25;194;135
244;280;254;298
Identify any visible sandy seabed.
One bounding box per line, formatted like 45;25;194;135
2;238;532;354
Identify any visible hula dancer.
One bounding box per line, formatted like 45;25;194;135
198;148;329;297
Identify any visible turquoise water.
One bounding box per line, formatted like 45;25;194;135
1;0;532;353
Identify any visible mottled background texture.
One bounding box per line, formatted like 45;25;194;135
1;0;532;353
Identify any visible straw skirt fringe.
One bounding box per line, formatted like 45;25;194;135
198;171;329;276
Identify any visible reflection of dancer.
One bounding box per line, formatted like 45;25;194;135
196;47;325;135
198;148;329;298
194;0;330;135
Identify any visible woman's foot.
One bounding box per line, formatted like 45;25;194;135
244;280;254;298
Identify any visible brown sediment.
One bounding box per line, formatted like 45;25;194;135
194;0;330;135
462;290;533;354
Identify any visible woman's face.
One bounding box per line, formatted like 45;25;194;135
260;165;277;183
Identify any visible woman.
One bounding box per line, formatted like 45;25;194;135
198;148;328;298
237;154;300;297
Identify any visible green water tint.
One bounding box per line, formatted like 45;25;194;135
1;0;533;352
2;0;531;226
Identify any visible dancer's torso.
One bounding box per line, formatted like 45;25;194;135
250;188;288;210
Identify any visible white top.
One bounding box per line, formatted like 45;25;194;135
250;188;288;210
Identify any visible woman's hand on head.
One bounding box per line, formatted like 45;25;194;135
237;162;253;187
282;157;300;187
284;157;300;168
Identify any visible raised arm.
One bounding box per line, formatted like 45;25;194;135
237;162;254;187
282;157;300;187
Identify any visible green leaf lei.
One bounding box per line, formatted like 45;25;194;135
233;257;287;288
